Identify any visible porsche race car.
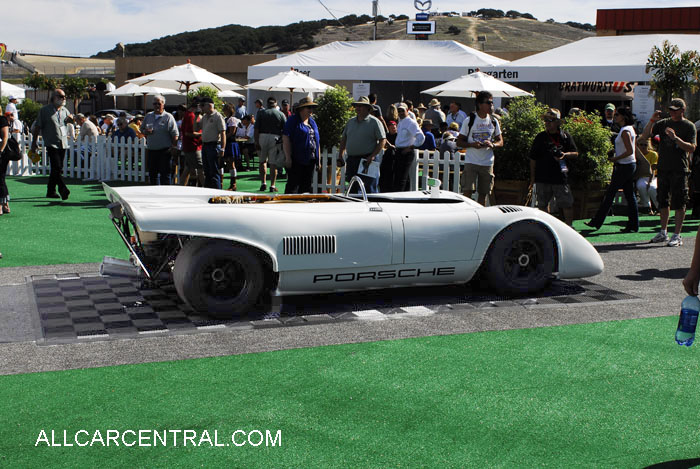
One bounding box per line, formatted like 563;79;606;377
103;179;603;318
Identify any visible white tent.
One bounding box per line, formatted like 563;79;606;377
248;40;508;82
1;81;25;99
480;34;700;83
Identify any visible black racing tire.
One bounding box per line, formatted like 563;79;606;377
483;221;556;295
173;238;266;318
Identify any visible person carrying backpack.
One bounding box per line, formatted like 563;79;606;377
456;91;503;206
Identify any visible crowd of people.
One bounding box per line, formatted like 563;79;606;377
3;88;700;252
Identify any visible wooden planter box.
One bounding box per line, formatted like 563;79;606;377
492;179;530;206
570;183;607;220
492;179;607;221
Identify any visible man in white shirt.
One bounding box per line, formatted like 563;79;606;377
6;111;22;142
445;101;467;128
391;103;425;191
5;96;18;120
456;91;503;206
75;113;99;139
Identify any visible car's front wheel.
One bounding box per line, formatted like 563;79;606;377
173;239;265;317
483;221;556;295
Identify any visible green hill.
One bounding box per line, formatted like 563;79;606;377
93;14;594;58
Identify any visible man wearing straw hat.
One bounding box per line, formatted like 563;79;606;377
337;96;386;193
423;98;445;136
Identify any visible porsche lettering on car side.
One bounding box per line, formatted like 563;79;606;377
102;178;603;318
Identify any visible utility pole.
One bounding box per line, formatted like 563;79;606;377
372;0;378;40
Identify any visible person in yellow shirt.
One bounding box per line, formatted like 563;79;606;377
129;115;145;139
636;138;658;215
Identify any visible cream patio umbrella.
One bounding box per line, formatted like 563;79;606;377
421;70;532;98
107;82;182;113
127;60;243;95
245;69;332;106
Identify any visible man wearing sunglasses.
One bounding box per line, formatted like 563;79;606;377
457;91;503;206
640;98;697;247
529;108;578;226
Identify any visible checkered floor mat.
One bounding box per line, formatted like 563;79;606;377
29;274;638;344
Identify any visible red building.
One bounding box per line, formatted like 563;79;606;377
597;7;700;35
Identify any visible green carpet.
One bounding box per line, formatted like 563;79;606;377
1;316;698;467
0;172;284;267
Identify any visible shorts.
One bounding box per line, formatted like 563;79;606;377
460;163;494;196
535;183;574;209
182;150;203;169
259;133;285;167
657;171;689;210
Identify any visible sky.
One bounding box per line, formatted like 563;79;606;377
5;1;700;57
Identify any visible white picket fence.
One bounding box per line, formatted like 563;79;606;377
6;134;148;182
7;135;467;193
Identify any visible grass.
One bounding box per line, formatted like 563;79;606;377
1;316;698;467
0;172;285;267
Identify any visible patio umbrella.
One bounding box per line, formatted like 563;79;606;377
127;60;243;95
108;82;182;113
218;89;245;100
245;68;332;106
421;70;532;98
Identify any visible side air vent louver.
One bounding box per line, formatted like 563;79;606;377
498;206;523;213
283;235;337;256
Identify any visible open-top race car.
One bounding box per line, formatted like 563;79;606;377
103;179;603;318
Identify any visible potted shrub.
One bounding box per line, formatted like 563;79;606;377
493;95;548;205
561;110;613;219
493;96;613;218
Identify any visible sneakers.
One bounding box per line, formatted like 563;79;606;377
228;183;237;191
668;234;683;247
650;231;669;243
259;184;267;192
269;186;279;193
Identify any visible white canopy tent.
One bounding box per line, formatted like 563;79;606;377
248;40;509;82
0;81;25;99
480;34;700;83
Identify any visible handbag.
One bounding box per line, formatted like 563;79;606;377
2;137;21;161
633;145;652;180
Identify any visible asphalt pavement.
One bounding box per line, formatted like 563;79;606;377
0;237;692;376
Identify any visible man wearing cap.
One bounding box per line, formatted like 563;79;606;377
456;91;503;206
140;94;179;185
641;98;697;247
196;97;226;189
337;96;386;193
418;119;436;151
5;96;18;120
423;98;445;136
254;97;287;192
129;115;144;139
31;89;72;200
234;98;247;120
6;111;22;142
529;108;578;226
280;100;292;118
101;114;116;136
392;103;425;191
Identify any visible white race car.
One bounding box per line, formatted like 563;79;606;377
103;179;603;318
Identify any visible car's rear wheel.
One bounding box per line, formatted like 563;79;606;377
483;221;556;295
173;239;265;318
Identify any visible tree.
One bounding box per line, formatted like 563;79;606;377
505;10;522;18
61;76;89;113
447;25;461;35
23;73;45;101
17;98;41;128
314;86;353;152
646;40;700;109
187;86;224;112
